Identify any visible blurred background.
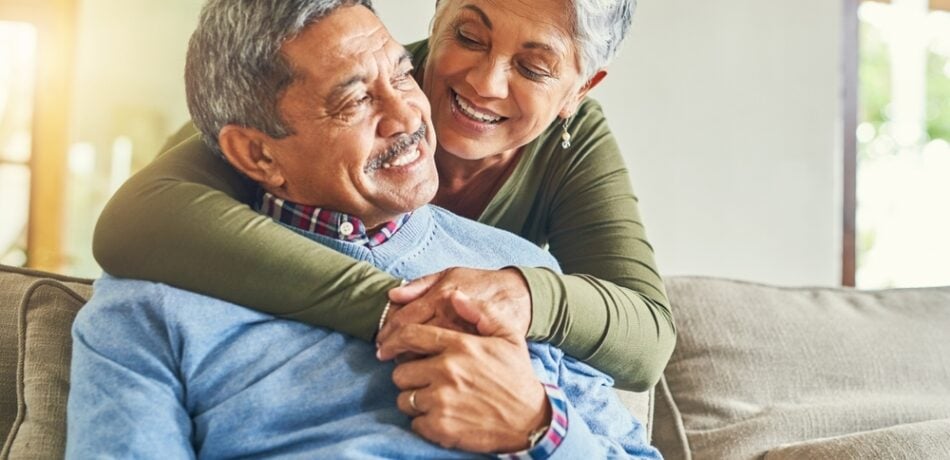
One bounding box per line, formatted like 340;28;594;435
0;0;947;288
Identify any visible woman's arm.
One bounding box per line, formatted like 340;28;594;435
92;131;402;339
519;99;676;391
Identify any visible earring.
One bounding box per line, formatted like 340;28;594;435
560;116;573;149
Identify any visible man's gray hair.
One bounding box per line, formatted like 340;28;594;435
186;0;374;154
571;0;635;80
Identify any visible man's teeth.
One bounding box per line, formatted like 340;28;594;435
382;148;421;169
455;93;502;123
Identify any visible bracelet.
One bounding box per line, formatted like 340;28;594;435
377;279;409;333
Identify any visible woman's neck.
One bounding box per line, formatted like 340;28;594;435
432;147;523;220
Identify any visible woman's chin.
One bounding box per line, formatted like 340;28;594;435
437;140;499;161
435;128;510;161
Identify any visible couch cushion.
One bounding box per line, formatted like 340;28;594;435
653;276;950;460
0;265;92;460
763;418;950;460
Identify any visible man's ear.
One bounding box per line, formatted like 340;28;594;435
218;125;285;188
559;69;608;119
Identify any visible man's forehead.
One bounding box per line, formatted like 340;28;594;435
281;8;403;86
283;6;391;62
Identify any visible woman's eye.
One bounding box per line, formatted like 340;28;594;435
518;64;550;81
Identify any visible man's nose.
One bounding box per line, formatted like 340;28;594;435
377;92;420;139
466;56;508;100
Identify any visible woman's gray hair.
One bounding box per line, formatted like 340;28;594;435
185;0;374;154
571;0;636;80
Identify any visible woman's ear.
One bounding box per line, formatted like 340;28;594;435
559;70;608;118
218;125;285;189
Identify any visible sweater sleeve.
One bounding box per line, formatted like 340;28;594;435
518;99;676;391
92;130;402;340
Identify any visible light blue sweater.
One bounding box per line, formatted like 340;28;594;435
67;205;658;459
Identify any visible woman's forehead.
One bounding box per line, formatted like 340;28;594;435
440;0;576;52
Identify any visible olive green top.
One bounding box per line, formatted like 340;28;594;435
92;40;675;391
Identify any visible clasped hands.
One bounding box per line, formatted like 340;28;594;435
375;267;551;453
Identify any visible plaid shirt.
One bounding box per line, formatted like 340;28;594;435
257;192;410;247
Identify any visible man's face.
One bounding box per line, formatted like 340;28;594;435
263;5;438;228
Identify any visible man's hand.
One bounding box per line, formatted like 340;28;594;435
376;267;532;349
377;321;551;453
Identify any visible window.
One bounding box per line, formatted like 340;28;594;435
0;21;37;267
856;0;950;287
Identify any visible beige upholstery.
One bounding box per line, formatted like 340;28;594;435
653;276;950;459
763;419;950;460
0;266;91;460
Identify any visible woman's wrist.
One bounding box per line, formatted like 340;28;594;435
507;266;557;340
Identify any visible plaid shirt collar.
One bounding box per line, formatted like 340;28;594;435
257;191;410;248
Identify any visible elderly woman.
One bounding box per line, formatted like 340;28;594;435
94;0;674;392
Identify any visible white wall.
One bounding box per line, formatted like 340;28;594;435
378;0;845;286
598;0;844;285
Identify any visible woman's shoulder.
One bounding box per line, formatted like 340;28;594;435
158;122;203;156
570;97;610;139
530;97;619;167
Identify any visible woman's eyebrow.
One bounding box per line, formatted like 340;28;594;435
523;42;554;53
460;4;493;29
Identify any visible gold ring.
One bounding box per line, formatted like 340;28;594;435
409;390;419;412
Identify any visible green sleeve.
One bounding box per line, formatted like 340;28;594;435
515;100;676;391
92;129;402;340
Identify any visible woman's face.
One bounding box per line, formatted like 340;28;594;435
424;0;589;160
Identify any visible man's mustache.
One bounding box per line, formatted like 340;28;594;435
365;124;427;172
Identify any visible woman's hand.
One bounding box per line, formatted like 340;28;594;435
375;267;533;353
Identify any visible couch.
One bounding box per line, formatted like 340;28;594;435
2;264;949;459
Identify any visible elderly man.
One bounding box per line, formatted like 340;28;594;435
66;1;657;458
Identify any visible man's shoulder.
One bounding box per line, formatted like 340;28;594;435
77;275;256;334
72;276;179;353
423;205;560;271
79;275;165;319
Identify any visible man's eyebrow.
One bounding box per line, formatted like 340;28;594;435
326;74;365;104
461;4;492;29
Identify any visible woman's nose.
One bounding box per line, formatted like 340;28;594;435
465;56;509;100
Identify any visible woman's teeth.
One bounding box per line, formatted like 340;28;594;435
382;148;421;169
454;92;502;123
